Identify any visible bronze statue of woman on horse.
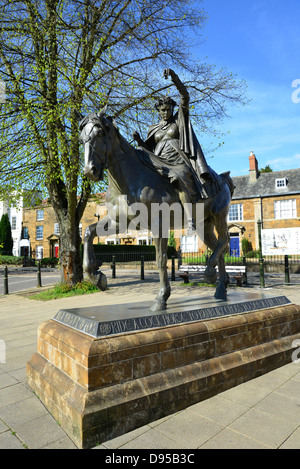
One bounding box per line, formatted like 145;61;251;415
79;68;234;311
133;68;220;231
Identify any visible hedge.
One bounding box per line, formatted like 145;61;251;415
90;244;178;263
0;255;24;265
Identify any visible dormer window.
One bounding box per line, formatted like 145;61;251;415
275;178;288;189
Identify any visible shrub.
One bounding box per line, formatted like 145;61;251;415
53;281;98;295
0;214;13;255
245;250;260;258
40;257;59;267
242;238;253;255
0;255;23;265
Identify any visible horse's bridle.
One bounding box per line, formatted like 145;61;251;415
81;117;128;169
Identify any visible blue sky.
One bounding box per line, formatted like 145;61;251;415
195;0;300;177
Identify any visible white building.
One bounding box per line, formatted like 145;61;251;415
0;191;41;257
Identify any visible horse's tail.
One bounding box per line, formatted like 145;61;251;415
220;171;235;197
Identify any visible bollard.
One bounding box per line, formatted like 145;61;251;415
243;256;247;285
37;261;42;288
257;220;265;288
285;255;290;284
171;256;175;281
111;256;116;278
4;266;8;295
259;257;265;288
141;256;144;280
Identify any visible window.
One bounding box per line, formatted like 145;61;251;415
138;238;153;245
23;227;29;239
274;199;297;220
11;216;17;230
105;238;120;245
180;235;198;253
276;178;288;189
36;226;44;240
36;210;44;221
228;204;243;222
54;223;60;235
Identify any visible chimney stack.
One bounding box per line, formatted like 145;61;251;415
249;151;259;182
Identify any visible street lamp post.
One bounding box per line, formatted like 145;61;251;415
257;219;265;288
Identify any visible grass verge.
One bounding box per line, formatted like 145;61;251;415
180;282;216;287
30;281;100;301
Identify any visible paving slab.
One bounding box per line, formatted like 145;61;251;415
148;410;225;449
14;414;73;450
228;408;299;449
199;427;272;449
0;273;300;449
186;395;249;427
279;427;300;449
0;430;26;449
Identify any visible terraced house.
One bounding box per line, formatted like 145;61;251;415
22;194;106;260
227;152;300;256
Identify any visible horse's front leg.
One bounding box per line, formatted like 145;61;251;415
204;217;230;301
150;237;171;312
83;222;107;291
214;252;229;301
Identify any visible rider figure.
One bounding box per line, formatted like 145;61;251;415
133;68;213;231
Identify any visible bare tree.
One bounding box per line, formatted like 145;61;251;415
0;0;247;284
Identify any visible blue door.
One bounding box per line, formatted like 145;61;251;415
230;236;240;257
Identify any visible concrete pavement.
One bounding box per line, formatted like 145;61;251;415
0;271;299;449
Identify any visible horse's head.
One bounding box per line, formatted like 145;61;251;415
79;106;110;182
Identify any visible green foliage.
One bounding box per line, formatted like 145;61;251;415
260;165;273;173
31;281;99;301
245;250;260;258
0;255;23;265
0;214;13;255
241;237;253;255
40;257;59;267
168;231;176;249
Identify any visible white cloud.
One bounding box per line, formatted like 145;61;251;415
266;154;300;171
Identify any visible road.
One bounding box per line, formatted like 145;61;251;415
0;270;61;295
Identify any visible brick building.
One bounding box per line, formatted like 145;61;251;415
22;194;107;259
227;152;300;256
22;193;154;259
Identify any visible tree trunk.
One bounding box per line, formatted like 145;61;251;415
59;216;83;285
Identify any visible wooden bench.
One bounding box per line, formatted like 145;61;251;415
178;265;247;286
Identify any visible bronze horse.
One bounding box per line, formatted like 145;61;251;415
80;107;234;312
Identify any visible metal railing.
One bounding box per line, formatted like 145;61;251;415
95;251;157;266
180;251;300;266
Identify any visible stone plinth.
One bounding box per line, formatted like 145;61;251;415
27;294;300;449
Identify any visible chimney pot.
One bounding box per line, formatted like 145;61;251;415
249;151;259;181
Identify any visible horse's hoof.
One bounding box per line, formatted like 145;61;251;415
84;271;107;291
214;285;227;301
150;300;167;312
97;272;107;291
